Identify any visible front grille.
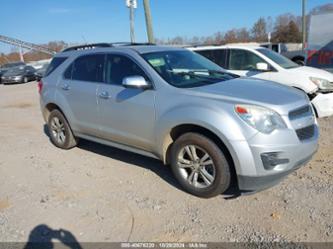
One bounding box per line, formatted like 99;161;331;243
296;125;315;141
289;105;312;120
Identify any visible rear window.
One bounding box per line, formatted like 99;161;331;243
44;57;67;77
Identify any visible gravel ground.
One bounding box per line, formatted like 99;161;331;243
0;82;332;244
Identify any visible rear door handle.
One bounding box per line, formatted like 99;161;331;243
98;91;110;99
61;83;70;91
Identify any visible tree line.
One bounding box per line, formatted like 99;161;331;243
156;3;333;45
0;3;332;65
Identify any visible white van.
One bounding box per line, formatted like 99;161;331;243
189;45;333;118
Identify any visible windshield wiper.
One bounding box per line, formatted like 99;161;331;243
169;69;238;79
168;70;222;82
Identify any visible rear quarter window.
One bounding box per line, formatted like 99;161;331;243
44;57;68;77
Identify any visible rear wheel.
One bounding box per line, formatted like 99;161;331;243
170;133;231;198
47;110;78;149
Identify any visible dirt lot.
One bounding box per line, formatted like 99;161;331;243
0;82;333;243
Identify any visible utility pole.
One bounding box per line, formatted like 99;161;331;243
143;0;154;43
302;0;307;50
126;0;137;43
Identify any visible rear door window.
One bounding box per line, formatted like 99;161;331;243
45;57;67;77
196;49;228;68
228;49;266;70
72;54;105;82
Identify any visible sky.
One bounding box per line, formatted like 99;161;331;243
0;0;331;53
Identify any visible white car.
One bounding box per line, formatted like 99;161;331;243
188;45;333;118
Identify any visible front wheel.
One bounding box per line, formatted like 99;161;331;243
47;110;78;149
170;133;231;198
294;59;305;66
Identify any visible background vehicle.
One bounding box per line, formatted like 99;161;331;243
27;59;52;70
0;62;26;83
307;12;333;73
34;63;49;81
190;45;333;118
260;43;306;65
1;65;36;84
39;44;318;198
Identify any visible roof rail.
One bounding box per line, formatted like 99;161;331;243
62;43;112;52
183;43;225;48
112;42;156;46
62;42;156;52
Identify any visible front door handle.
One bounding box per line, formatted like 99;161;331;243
61;83;70;91
98;91;110;99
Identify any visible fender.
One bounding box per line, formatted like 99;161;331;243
154;104;257;165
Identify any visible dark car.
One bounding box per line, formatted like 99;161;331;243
0;62;26;83
34;63;49;81
1;65;36;84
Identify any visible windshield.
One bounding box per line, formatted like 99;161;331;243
2;62;25;69
5;66;25;74
141;50;237;88
256;48;299;69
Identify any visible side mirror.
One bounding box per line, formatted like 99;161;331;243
256;62;269;71
122;76;151;90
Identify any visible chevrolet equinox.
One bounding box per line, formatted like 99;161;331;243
39;43;319;198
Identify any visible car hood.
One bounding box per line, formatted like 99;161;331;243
186;77;308;114
287;66;333;82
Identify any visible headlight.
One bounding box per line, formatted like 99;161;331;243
235;105;287;134
310;77;333;90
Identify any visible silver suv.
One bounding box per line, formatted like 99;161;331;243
39;43;319;198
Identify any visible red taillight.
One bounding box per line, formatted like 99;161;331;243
38;80;43;94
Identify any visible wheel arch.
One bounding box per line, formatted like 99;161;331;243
44;102;66;122
162;123;238;186
292;56;305;65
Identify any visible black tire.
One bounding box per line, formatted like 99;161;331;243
22;77;28;83
170;133;231;198
293;59;305;66
47;109;78;149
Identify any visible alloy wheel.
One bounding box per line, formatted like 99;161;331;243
177;145;216;188
50;117;66;145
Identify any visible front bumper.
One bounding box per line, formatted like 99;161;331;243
311;92;333;118
1;77;22;84
237;148;316;193
229;123;319;193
